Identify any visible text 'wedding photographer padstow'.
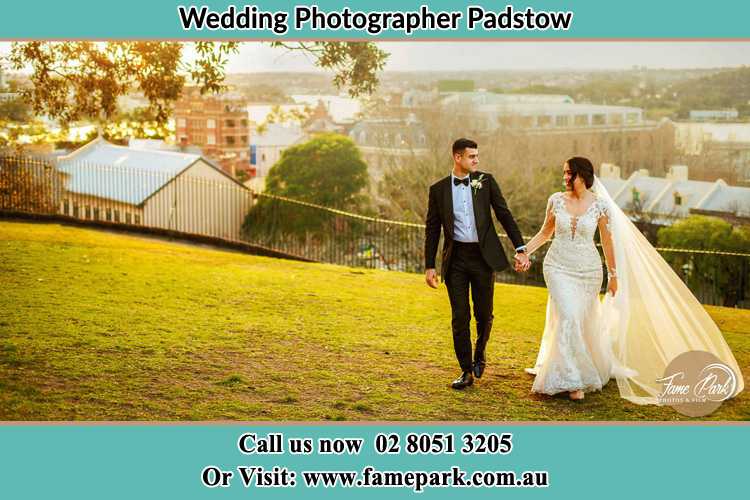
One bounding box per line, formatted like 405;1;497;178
177;5;574;35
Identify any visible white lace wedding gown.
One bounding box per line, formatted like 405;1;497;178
526;181;743;403
526;192;614;395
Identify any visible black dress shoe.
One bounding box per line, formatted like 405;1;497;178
473;361;486;379
451;371;474;390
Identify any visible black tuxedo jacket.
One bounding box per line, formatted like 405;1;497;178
424;171;525;280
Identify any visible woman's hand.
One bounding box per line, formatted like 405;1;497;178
607;276;618;297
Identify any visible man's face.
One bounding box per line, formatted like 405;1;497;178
455;147;479;173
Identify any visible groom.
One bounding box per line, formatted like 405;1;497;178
425;138;529;389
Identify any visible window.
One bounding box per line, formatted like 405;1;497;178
632;188;640;203
592;114;606;125
177;118;186;128
537;115;552;128
114;210;120;223
85;206;91;219
207;119;216;129
63;199;69;215
73;204;79;218
555;116;569;127
93;208;100;220
226;136;236;145
225;119;235;128
673;192;682;206
574;115;589;126
207;134;216;145
125;212;132;224
241;119;248;127
134;214;141;225
241;135;248;144
106;209;112;221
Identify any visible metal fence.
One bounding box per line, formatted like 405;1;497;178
2;154;748;308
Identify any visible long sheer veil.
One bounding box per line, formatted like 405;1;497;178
592;176;744;405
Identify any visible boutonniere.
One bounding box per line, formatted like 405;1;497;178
470;174;485;195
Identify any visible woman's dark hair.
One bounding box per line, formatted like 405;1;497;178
452;138;478;155
567;156;595;189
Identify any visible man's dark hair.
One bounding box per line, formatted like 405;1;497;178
567;156;595;189
452;138;478;156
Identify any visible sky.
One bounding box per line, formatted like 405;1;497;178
2;41;750;73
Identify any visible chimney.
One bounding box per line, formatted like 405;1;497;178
599;163;621;179
666;165;689;182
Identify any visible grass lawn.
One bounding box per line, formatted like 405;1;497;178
1;220;748;421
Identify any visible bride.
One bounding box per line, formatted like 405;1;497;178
520;157;744;403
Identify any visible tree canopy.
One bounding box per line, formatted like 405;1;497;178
5;41;387;126
265;133;369;210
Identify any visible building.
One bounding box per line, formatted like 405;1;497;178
441;91;574;107
349;117;430;182
56;138;252;239
250;123;305;178
674;122;750;184
689;109;739;121
599;163;750;225
174;87;251;178
0;66;19;103
302;100;346;134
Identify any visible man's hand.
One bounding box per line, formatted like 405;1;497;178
607;276;618;297
514;252;530;272
425;268;439;288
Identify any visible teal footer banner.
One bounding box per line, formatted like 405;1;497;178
1;424;746;498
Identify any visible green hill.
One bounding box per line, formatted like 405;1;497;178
673;66;750;117
1;220;748;421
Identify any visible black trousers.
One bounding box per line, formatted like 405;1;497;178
445;241;495;372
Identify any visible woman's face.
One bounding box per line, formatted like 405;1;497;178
563;162;574;190
563;162;583;191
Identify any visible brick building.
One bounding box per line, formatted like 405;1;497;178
174;87;251;177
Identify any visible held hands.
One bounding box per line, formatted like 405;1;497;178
514;252;531;273
607;276;618;296
425;268;439;289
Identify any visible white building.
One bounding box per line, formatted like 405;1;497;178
0;66;19;103
250;123;305;178
441;91;642;130
674;122;750;155
599;163;750;225
56;138;252;239
689;109;739;121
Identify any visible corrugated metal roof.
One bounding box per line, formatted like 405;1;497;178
602;170;750;220
57;138;200;206
700;185;750;216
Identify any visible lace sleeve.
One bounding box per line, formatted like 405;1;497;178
595;197;612;233
547;192;560;215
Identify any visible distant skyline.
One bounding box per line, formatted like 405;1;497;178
2;41;750;73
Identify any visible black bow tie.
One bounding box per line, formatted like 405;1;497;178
454;177;469;187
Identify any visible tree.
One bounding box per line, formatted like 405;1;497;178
265;133;369;209
657;216;750;307
0;156;63;213
243;133;372;252
5;41;387;127
0;97;31;122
